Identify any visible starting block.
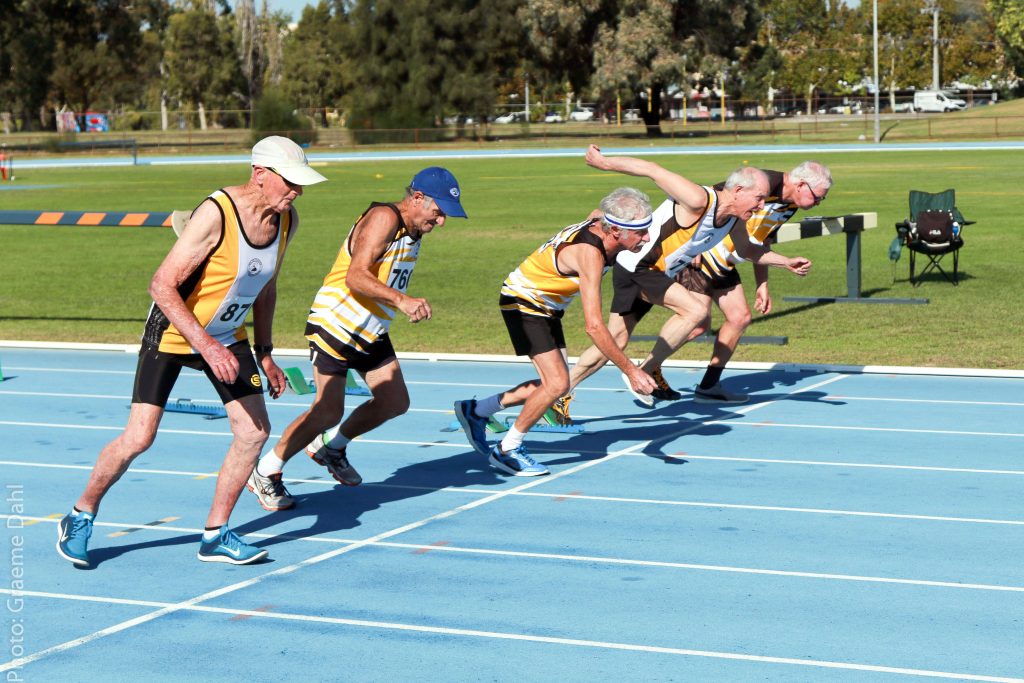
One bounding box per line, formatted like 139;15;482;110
445;407;583;434
282;367;370;396
163;398;227;420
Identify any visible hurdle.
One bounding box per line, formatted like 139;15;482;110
0;210;175;229
778;212;926;305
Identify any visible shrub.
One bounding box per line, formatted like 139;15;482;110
250;89;317;146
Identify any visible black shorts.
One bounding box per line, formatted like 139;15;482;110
132;340;263;406
677;266;742;295
310;334;397;376
500;301;565;357
610;263;674;317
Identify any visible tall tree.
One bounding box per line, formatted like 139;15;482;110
344;0;521;130
591;0;760;136
165;1;238;129
986;0;1023;85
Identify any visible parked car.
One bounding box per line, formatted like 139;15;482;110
622;108;641;122
543;111;564;123
494;111;527;124
913;90;966;113
569;107;595;122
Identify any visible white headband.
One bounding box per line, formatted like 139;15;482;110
604;212;653;231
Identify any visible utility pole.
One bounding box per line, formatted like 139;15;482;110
873;0;880;143
922;1;940;90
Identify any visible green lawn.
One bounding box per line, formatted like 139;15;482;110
1;147;1020;369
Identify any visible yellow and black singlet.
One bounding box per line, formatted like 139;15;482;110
699;171;797;280
616;186;736;279
500;219;610;318
143;190;291;354
305;202;422;358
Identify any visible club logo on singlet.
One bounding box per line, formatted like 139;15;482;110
247;258;264;276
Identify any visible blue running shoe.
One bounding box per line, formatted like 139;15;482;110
197;526;268;565
454;399;490;456
56;510;94;567
489;443;549;477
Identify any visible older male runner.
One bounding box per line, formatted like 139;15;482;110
550;145;812;421
453;187;658;476
57;136;326;567
246;167;466;511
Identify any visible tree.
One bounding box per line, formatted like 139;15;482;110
282;1;350;117
165;2;237;129
591;0;760;136
986;0;1023;85
344;0;521;132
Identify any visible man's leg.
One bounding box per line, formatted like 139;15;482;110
198;393;271;565
488;348;566;477
638;282;711;373
566;312;636;391
58;403;163;567
696;284;752;403
248;368;350;509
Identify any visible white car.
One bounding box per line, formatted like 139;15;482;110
622;109;641;122
494;111;527;124
569;107;595;122
543;111;564;123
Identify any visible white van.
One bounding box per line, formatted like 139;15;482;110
913;90;967;113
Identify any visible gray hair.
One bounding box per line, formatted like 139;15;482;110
723;166;769;191
598;187;652;232
789;161;833;192
405;186;436;209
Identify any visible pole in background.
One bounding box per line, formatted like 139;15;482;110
873;0;880;143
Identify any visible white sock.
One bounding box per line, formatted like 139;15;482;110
325;426;351;450
256;450;285;477
473;394;503;418
202;527;221;542
500;426;526;453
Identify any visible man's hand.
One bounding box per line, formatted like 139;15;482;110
259;354;286;399
754;282;772;314
399;295;432;323
785;257;812;277
625;365;658;396
198;342;239;384
585;144;612;171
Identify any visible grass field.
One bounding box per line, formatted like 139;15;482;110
1;146;1021;369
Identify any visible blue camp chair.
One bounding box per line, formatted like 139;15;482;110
894;189;973;286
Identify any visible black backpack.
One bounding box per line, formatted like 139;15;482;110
914;210;955;245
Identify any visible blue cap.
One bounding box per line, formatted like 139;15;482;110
409;167;467;218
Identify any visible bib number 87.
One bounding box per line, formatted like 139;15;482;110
219;302;251;322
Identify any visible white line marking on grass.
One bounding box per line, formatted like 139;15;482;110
9;518;1024;594
2;589;1022;682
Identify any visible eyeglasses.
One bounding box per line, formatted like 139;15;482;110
265;167;301;190
804;182;822;204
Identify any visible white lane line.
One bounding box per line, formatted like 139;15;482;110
2;589;1021;682
709;421;1024;438
8;516;1023;594
0;439;651;671
6;459;1021;525
827;395;1024;408
665;454;1024;476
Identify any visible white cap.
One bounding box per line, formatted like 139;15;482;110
251;136;327;186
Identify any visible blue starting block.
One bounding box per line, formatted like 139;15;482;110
163;398;227;420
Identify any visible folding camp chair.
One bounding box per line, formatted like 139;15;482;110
894;189;973;286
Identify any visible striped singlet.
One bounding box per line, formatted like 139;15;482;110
616;186;737;278
699;171;797;280
305;202;421;358
500;220;610;318
142;190;291;354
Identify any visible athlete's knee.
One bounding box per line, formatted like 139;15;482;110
543;377;570;399
232;421;271;451
116;430;156;458
384;393;411;420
